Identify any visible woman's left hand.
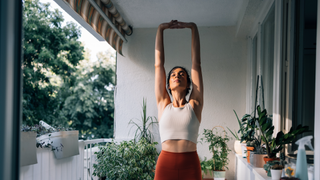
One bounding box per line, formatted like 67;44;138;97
170;21;197;29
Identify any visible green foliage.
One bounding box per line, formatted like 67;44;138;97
226;110;243;141
201;128;231;171
239;113;256;143
256;106;309;158
263;160;282;177
200;157;214;177
23;0;83;126
93;138;159;180
128;98;158;143
22;0;115;139
227;127;239;141
62;52;115;139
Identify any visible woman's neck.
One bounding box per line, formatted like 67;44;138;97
171;92;187;107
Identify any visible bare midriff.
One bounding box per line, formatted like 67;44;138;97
161;139;197;152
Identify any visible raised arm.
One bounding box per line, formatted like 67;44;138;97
155;21;175;110
189;23;203;108
173;22;203;118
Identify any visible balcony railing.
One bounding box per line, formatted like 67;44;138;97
20;138;123;180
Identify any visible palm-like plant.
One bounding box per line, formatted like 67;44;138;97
256;105;309;158
128;98;158;143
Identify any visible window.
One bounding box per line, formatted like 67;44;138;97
260;5;275;114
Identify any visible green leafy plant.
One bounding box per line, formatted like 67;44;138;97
256;105;309;158
238;112;256;144
93;138;158;180
263;160;282;177
200;157;214;177
201;127;231;171
128;98;158;143
226;110;243;141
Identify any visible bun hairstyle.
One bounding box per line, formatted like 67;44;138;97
167;66;191;96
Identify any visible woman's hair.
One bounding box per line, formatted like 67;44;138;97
167;66;191;96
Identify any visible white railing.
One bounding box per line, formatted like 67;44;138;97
19;138;123;180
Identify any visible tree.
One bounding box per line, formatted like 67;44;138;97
22;0;115;139
23;0;84;126
62;51;115;139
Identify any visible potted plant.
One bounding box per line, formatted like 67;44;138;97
241;113;267;167
249;138;267;168
238;112;256;163
200;157;214;179
93;138;158;180
128;98;158;143
263;153;286;179
256;106;309;163
201;126;231;180
230;110;256;158
270;164;284;179
226;110;246;155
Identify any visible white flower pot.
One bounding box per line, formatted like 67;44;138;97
234;140;242;155
20;132;38;166
37;131;79;159
213;170;226;180
241;143;247;158
271;169;282;179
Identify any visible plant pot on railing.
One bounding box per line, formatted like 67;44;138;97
37;130;79;159
271;169;282;179
20;132;38;166
251;154;266;168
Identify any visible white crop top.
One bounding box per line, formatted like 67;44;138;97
159;102;200;144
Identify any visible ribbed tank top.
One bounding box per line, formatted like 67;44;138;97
159;102;200;144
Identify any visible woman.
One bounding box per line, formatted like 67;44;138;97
154;20;203;180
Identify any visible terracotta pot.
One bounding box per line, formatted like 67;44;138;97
263;156;280;164
246;146;254;163
234;140;242;155
251;154;266;168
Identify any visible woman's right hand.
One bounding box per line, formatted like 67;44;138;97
158;20;178;30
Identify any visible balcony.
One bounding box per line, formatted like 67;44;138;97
20;138;117;180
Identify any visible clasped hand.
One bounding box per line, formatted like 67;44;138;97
159;20;196;30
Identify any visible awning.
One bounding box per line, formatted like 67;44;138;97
59;0;132;55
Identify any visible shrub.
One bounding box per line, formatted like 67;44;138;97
93;138;158;180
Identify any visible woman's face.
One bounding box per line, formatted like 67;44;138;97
168;68;189;94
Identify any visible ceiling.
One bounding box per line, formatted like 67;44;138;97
111;0;247;28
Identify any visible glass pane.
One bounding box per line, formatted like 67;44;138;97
260;6;275;114
251;35;258;113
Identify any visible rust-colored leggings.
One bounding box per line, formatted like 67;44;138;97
154;150;202;180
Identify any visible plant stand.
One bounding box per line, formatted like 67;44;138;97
20;132;38;166
37;130;79;159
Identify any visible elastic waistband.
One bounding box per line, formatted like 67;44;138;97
160;150;197;155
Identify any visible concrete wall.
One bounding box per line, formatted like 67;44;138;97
115;26;247;180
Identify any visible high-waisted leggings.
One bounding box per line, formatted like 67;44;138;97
154;150;202;180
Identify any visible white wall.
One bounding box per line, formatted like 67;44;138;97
115;26;247;180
